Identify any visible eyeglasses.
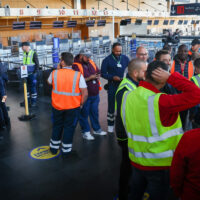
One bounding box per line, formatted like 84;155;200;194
138;53;148;56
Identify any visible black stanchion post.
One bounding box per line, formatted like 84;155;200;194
18;66;35;121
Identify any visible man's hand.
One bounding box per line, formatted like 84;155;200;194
86;74;99;82
151;68;170;84
96;73;100;80
2;95;7;103
113;76;121;81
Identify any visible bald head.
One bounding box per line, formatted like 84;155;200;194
128;58;147;82
136;46;148;62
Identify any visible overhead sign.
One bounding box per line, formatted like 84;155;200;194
171;3;200;16
30;146;60;160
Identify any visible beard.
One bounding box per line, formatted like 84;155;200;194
137;77;145;82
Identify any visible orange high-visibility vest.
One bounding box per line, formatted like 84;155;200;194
73;60;102;91
52;68;82;110
188;50;192;56
171;60;194;80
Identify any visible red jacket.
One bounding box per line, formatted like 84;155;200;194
131;72;200;171
170;128;200;200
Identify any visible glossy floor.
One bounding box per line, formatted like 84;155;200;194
0;81;177;200
0;83;120;200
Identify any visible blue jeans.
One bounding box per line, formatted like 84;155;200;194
50;107;80;153
107;83;119;126
79;94;101;133
27;73;37;104
128;166;170;200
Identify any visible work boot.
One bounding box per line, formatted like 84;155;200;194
49;147;58;155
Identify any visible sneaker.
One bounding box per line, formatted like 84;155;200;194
83;132;95;140
93;130;107;136
108;126;114;133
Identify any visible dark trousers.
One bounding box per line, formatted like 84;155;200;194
118;140;132;200
79;95;101;133
27;73;37;104
128;166;170;200
50;107;80;154
107;83;119;126
180;109;188;130
0;102;9;128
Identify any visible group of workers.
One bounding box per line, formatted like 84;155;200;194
46;38;200;200
1;38;200;199
113;40;200;200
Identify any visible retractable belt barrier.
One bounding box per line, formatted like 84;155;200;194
3;61;53;121
18;65;36;121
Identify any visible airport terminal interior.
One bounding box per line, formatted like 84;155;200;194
0;0;200;199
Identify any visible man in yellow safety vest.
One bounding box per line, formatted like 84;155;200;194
121;60;200;200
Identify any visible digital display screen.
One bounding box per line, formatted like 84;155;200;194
53;21;64;28
126;18;131;24
147;20;152;25
163;20;169;25
30;21;42;29
13;22;25;30
86;20;95;27
97;20;106;26
67;21;77;28
178;20;183;25
120;20;127;26
154;20;159;25
135;19;142;25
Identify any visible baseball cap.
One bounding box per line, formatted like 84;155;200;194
191;38;200;46
79;48;92;58
21;42;30;47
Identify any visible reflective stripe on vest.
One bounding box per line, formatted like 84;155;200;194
191;74;200;87
73;60;97;76
52;68;81;110
23;50;35;65
52;70;81;96
129;148;174;159
121;87;183;166
115;78;137;111
171;60;194;79
73;60;102;91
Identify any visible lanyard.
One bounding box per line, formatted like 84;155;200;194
112;54;121;64
179;61;186;75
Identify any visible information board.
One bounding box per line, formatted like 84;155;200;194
171;3;200;16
